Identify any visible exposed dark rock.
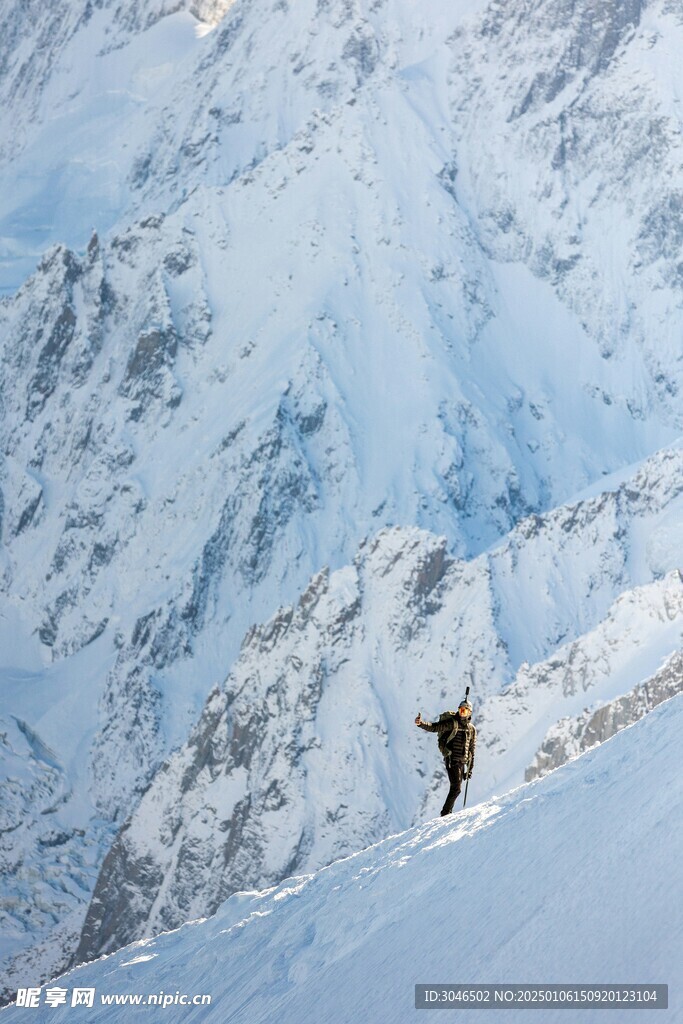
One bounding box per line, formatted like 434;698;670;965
438;160;459;201
637;191;683;287
506;0;643;120
13;486;43;536
162;245;194;276
74;831;165;963
92;662;163;818
84;618;109;646
119;321;181;419
295;399;327;436
120;326;178;393
412;538;451;602
297;567;330;620
27;306;77;419
182;688;229;790
342;24;379;85
526;650;683;781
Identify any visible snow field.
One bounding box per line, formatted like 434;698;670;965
3;693;680;1024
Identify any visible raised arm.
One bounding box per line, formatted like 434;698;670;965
415;712;440;733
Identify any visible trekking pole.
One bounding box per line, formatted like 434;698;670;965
462;686;471;808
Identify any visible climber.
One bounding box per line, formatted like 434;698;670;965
415;698;476;815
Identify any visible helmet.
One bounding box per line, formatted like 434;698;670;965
458;699;473;713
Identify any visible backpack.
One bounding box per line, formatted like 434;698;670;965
437;711;474;762
436;711;459;757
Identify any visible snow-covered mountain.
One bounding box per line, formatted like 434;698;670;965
73;442;683;963
525;646;683;780
0;0;236;290
2;0;683;1000
4;693;682;1024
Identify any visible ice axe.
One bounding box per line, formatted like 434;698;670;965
462;685;471;809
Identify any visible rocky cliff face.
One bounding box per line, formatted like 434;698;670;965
3;0;683;995
526;650;683;781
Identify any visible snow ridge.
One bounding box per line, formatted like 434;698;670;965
4;693;682;1024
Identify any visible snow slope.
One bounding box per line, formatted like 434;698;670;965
69;438;683;964
3;693;681;1024
0;0;234;292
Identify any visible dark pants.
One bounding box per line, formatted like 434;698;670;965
441;759;465;816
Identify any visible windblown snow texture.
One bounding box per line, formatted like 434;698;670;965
4;694;682;1024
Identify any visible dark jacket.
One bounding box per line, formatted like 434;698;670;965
418;712;476;773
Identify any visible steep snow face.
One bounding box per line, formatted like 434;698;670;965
450;0;683;389
0;0;231;289
74;442;683;961
6;694;683;1024
0;1;203;290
